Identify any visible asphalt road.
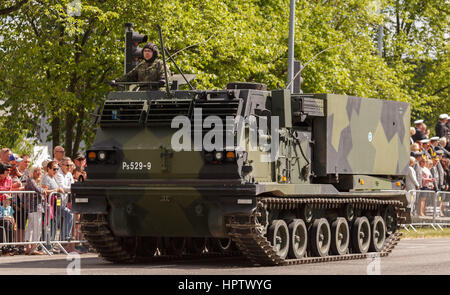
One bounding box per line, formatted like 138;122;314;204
0;238;449;275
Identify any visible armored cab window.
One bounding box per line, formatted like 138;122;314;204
100;100;148;127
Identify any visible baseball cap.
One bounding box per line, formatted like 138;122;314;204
9;154;16;161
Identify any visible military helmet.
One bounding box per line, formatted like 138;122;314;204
142;42;159;60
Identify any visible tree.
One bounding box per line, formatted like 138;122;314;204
382;0;450;127
0;0;29;16
0;0;448;154
0;0;154;156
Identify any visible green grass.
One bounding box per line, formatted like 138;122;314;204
401;227;450;239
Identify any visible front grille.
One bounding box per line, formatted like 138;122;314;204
145;97;242;132
146;99;193;126
192;100;241;133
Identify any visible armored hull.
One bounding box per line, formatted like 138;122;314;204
72;86;410;265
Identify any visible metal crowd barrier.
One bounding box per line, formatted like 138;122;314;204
0;190;86;256
403;190;450;232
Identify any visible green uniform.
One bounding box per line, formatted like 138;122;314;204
117;58;167;83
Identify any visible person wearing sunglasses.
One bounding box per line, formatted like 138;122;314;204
54;157;74;244
73;152;87;182
41;161;64;252
52;146;65;166
0;163;13;195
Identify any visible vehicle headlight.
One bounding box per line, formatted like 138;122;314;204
97;151;107;161
214;151;223;161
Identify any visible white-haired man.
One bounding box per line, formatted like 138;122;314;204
54;157;74;242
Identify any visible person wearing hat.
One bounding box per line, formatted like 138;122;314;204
419;139;432;158
16;154;31;185
112;42;171;89
8;154;20;175
412;120;426;142
429;136;440;153
73;152;87;182
0;194;16;249
435;114;448;139
435;138;450;158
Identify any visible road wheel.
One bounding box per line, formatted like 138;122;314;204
330;218;349;256
287;219;307;259
310;218;331;257
370;216;386;252
352;217;371;254
267;220;289;259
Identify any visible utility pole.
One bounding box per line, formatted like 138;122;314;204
377;24;383;58
287;0;296;94
377;8;384;58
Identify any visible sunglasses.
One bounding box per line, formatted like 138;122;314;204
52;168;59;171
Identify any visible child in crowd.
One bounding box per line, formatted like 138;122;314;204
1;196;15;224
0;196;16;254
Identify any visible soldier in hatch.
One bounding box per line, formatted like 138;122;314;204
112;42;170;88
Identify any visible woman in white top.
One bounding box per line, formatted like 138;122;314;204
418;158;434;216
406;157;420;212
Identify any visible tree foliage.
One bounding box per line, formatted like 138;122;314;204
0;0;448;154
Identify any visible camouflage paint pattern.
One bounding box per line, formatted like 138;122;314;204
72;88;410;238
313;94;410;177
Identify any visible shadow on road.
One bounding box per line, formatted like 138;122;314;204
0;255;259;270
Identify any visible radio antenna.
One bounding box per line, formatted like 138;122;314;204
156;25;171;96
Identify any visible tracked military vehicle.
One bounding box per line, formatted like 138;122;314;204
71;26;411;266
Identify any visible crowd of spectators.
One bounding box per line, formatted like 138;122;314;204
407;113;450;217
0;146;87;255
